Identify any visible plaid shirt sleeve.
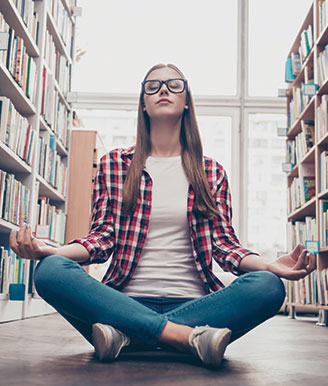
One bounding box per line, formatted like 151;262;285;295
211;162;260;275
67;155;115;265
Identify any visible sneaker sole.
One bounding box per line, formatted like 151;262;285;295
207;328;232;368
92;323;115;361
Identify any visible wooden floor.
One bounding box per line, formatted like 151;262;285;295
0;312;327;386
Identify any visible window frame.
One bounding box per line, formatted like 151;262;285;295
70;0;287;247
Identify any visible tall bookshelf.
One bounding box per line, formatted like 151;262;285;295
0;0;77;322
284;0;328;326
65;128;106;279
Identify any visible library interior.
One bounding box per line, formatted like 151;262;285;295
0;0;327;385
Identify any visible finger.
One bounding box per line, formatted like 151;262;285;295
23;224;35;259
291;243;304;257
292;249;307;270
284;269;307;280
306;253;316;273
9;230;20;256
16;224;31;259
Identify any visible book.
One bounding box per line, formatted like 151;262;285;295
303;176;315;201
285;57;296;83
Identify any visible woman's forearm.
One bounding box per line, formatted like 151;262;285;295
239;254;269;273
54;243;90;263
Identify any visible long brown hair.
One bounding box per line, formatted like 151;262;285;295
122;63;221;218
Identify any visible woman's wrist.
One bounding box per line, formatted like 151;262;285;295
239;254;270;273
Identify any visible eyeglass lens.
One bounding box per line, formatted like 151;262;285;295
144;79;185;94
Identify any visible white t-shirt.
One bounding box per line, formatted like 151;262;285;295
121;155;207;298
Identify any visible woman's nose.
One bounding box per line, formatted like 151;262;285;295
159;83;169;94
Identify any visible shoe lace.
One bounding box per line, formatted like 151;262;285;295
189;325;210;360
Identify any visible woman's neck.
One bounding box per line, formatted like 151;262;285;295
149;119;182;157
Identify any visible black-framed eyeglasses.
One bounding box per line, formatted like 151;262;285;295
142;78;188;95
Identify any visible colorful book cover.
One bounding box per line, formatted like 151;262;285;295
303;176;315;201
285;57;296;83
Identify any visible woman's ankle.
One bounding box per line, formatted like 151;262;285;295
158;321;193;353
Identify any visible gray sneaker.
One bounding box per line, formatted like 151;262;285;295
188;325;232;368
92;323;130;361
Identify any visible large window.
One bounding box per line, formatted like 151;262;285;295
248;0;313;96
73;0;237;95
73;0;314;253
198;116;232;180
247;113;287;257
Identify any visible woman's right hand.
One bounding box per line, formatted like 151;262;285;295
9;224;57;260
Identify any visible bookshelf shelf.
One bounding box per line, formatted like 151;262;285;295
36;174;66;202
0;218;19;234
287;96;315;139
317;76;328;95
0;0;40;57
39;116;68;156
317;130;328;146
287;165;299;185
0;63;36;116
0;142;32;173
318;189;328;199
290;48;314;89
300;145;316;164
54;76;71;111
316;21;328;47
287;196;316;221
0;0;76;322
42;60;71;111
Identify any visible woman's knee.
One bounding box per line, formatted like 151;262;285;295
34;255;73;296
253;271;286;311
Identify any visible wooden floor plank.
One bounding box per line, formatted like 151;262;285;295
0;313;327;386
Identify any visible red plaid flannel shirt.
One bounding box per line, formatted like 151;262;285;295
68;146;259;293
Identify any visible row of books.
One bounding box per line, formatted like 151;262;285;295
288;85;311;128
286;121;314;164
11;0;39;44
320;199;328;247
1;24;38;103
286;270;317;305
0;97;36;165
36;196;66;244
37;134;67;196
44;28;72;94
317;44;328;87
287;175;315;213
53;98;70;148
316;94;328;141
287;216;317;251
48;0;74;55
0;246;26;295
320;151;328;192
285;25;313;83
319;0;328;35
286;269;328;307
317;268;328;305
299;24;314;63
41;66;70;146
0;169;30;226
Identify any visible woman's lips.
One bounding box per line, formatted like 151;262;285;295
157;99;171;104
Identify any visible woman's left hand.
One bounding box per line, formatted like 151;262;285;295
267;243;316;280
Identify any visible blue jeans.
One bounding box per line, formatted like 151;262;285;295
34;255;286;348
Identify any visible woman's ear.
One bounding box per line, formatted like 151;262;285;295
184;105;189;110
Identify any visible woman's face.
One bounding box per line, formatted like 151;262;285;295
142;67;188;122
